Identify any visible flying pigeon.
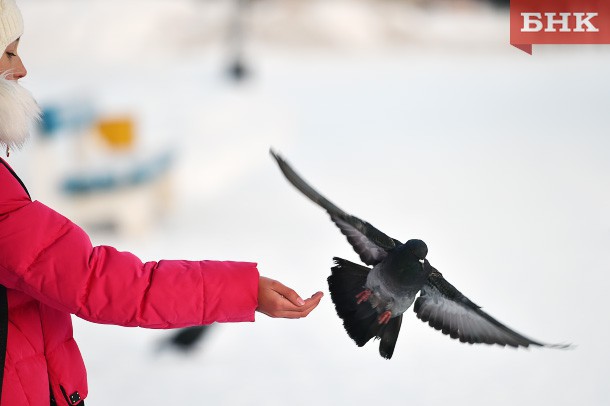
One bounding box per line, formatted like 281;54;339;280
155;325;214;354
270;149;569;359
168;326;212;352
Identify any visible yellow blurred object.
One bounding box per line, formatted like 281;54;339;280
96;117;136;149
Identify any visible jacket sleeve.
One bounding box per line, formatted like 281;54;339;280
0;199;259;328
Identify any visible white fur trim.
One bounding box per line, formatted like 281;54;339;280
0;74;40;149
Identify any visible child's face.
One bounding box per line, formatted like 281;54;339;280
0;39;27;80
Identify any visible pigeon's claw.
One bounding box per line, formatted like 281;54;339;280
378;311;392;325
355;289;372;304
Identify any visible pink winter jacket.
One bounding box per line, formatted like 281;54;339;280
0;158;259;405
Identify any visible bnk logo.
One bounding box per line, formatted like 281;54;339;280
510;0;610;54
521;12;598;32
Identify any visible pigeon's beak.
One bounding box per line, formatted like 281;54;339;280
419;259;425;264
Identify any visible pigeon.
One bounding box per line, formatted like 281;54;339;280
168;326;212;352
270;149;570;359
154;326;214;355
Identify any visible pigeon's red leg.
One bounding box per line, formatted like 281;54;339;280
378;311;392;325
355;290;372;304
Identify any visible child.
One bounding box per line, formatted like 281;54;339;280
0;1;322;404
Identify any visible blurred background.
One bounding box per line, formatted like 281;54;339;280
7;0;610;404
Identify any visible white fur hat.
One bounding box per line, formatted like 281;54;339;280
0;0;23;53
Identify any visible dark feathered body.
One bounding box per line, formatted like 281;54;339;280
371;243;430;291
327;240;431;358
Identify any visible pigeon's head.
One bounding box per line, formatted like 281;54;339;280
405;239;428;261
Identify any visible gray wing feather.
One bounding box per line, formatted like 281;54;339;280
271;150;398;265
414;261;569;349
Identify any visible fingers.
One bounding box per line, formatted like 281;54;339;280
271;291;324;319
270;279;306;306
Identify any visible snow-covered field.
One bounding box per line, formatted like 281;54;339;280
8;0;610;404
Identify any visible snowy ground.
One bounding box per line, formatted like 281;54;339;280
8;0;610;405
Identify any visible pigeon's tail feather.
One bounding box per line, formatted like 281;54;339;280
378;315;402;359
328;257;387;349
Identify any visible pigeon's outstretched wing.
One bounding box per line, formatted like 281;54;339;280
414;260;570;349
271;149;399;266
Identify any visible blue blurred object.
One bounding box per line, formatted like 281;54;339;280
62;151;174;195
39;101;96;138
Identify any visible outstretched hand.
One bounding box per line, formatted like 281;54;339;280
256;276;323;319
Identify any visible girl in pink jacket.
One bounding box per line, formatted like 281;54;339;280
0;1;323;404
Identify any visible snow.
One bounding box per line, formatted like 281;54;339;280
7;0;610;404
